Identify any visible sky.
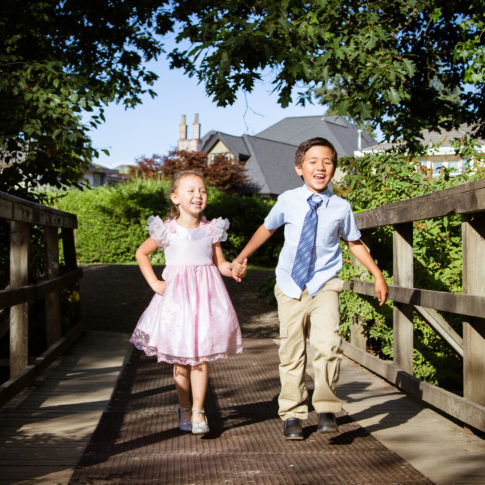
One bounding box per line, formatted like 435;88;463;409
85;58;330;169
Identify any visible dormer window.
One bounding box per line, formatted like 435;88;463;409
209;152;233;163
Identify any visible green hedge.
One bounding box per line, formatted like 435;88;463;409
52;178;282;267
53;179;169;264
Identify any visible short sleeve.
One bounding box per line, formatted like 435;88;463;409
146;215;169;248
264;195;285;230
339;203;362;242
204;217;230;243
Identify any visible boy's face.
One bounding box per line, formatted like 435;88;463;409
295;145;335;193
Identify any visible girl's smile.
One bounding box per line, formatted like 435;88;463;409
170;174;208;225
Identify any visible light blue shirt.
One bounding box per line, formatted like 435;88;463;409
264;185;361;299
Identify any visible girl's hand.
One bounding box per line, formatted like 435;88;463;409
231;258;247;282
151;280;167;295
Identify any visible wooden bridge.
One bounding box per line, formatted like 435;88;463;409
0;180;484;484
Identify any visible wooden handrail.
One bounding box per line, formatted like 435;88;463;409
0;190;83;405
345;280;485;319
355;178;485;229
0;269;83;309
0;191;77;228
345;178;485;432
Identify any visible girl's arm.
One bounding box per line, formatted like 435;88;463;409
345;239;388;306
212;242;245;282
136;237;167;295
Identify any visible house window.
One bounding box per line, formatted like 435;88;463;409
209;152;233;164
448;161;460;173
427;159;464;176
92;172;105;186
432;162;443;175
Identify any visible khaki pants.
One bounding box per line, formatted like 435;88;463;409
275;278;344;420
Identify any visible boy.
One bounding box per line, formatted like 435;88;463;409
233;137;388;440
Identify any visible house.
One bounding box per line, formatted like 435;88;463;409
83;163;128;186
177;114;377;196
357;125;485;176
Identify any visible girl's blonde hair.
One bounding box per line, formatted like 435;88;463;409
167;170;207;219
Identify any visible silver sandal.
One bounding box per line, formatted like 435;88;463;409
191;409;209;435
177;405;192;432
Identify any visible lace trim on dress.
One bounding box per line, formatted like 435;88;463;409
130;328;242;366
201;216;230;243
146;216;173;248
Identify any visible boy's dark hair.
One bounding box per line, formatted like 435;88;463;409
295;137;338;167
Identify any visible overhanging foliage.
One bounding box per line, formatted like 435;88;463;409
164;0;485;146
0;0;169;199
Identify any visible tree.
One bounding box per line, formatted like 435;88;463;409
0;0;169;199
165;0;485;147
3;1;483;201
160;150;250;193
128;155;165;179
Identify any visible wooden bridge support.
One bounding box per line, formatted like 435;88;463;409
393;222;414;374
462;212;485;406
350;230;370;351
44;226;61;347
9;221;30;377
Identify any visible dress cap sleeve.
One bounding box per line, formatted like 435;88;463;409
146;215;169;248
203;217;230;243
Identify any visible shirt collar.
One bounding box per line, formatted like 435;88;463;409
301;185;331;207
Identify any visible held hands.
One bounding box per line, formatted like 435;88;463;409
230;258;248;283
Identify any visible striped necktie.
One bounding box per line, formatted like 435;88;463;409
291;195;323;290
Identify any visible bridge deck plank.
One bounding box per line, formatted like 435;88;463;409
0;330;483;484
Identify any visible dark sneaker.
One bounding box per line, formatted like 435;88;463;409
317;412;338;433
283;417;304;440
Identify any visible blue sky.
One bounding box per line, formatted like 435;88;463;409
86;58;329;169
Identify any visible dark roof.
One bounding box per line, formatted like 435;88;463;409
242;135;301;195
200;115;377;195
202;132;300;195
203;132;251;159
362;124;485;152
87;163;120;174
256;115;376;156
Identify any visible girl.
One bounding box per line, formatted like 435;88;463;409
130;170;246;435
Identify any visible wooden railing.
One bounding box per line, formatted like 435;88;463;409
0;191;83;405
343;178;485;432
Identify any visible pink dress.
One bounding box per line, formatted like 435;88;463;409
130;216;243;366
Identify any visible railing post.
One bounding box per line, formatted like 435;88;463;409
393;222;414;374
44;226;61;346
61;228;77;271
462;212;485;406
350;230;370;350
61;228;81;325
9;221;30;377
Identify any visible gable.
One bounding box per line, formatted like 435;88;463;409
208;140;231;155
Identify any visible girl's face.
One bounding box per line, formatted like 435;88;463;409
170;174;208;219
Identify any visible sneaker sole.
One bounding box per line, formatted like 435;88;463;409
284;434;304;440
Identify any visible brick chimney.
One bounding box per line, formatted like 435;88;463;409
177;114;202;152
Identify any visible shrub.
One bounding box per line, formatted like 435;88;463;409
51;178;281;267
53;178;169;264
132;150;251;194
